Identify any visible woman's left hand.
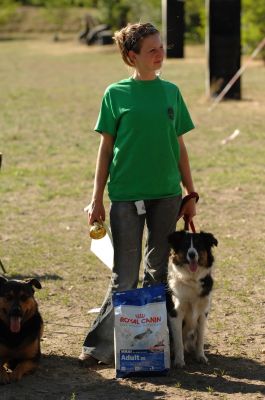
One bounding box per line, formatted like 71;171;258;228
178;197;197;223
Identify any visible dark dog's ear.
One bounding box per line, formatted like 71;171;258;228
201;232;218;248
25;278;42;290
0;276;8;287
168;230;186;250
0;276;8;294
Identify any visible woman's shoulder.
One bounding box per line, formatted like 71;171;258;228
159;78;180;93
104;78;132;94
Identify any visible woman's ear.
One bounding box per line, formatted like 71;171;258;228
128;50;136;64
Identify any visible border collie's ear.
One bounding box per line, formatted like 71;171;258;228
25;278;42;290
168;230;186;250
202;232;218;248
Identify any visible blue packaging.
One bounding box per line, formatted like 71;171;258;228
113;284;170;378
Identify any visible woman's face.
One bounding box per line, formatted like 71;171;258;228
129;33;164;74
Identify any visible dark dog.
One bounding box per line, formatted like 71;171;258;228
0;277;43;384
167;230;218;368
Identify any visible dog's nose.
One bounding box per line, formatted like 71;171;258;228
9;306;22;317
187;250;196;259
187;248;198;263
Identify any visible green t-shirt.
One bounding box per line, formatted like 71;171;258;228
95;76;194;201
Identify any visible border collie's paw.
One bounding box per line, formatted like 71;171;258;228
173;357;185;368
196;353;209;364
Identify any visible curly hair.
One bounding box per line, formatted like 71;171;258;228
113;23;159;67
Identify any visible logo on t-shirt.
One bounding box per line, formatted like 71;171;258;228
167;107;174;120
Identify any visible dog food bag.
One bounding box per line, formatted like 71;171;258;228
113;284;170;378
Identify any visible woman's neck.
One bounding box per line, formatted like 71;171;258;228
132;70;159;81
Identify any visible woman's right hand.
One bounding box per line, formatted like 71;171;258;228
85;199;105;225
85;133;114;226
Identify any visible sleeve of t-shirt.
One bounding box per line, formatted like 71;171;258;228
94;88;116;136
175;89;195;136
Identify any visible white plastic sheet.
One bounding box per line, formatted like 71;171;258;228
90;222;113;270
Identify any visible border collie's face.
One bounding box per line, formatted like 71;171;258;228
168;230;218;273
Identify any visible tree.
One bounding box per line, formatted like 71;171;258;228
242;0;265;55
185;0;205;43
98;0;161;30
42;0;73;40
0;0;18;25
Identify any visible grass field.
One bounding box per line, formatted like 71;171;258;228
0;37;264;399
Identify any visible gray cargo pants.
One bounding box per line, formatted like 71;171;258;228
82;195;182;364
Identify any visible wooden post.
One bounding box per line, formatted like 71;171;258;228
206;0;241;99
162;0;185;58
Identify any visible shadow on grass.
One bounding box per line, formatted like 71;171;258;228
0;354;166;400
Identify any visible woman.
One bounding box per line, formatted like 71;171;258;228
79;22;197;366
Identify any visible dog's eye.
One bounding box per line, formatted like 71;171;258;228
5;294;14;301
20;294;28;302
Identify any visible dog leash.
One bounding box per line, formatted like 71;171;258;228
178;192;199;233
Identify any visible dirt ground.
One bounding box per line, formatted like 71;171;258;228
0;265;264;400
1;343;264;400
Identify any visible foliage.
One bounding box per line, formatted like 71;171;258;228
40;0;97;38
18;0;96;5
42;0;72;37
0;0;18;25
129;0;161;29
185;0;265;53
185;0;205;43
97;0;161;30
242;0;265;54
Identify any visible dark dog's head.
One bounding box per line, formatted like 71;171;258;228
0;277;42;333
168;230;218;274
